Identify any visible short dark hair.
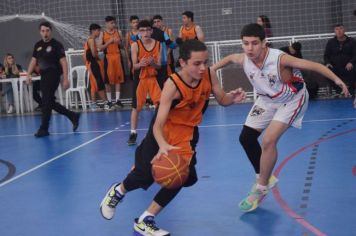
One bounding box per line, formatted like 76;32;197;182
89;23;101;33
130;15;139;22
138;20;152;29
258;15;272;29
182;11;194;22
179;39;207;61
105;16;116;22
39;21;52;30
334;23;344;28
291;42;302;52
240;23;265;41
153;15;163;21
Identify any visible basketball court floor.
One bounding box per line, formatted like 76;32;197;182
0;99;355;236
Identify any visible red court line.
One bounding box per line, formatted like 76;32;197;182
272;128;356;236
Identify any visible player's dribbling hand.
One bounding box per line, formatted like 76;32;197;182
229;88;246;103
151;144;180;164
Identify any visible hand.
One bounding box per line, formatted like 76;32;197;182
229;88;246;103
62;78;70;90
139;58;150;67
326;64;333;69
345;63;353;71
151;143;180;164
335;80;351;97
113;37;120;44
147;57;155;65
26;74;32;85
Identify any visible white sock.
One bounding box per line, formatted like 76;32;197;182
255;174;260;180
106;92;111;102
256;184;268;193
131;129;137;134
114;184;125;196
139;211;155;223
116;92;120;101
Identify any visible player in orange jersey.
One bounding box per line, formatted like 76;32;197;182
100;39;246;236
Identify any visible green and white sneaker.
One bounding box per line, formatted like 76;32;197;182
134;216;170;236
239;185;268;212
100;183;124;220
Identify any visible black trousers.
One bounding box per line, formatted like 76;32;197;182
40;70;75;131
32;80;42;106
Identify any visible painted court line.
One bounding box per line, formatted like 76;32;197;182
1;117;355;139
0;129;116;188
272;128;356;236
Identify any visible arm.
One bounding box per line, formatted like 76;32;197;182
210;68;246;106
152;79;180;161
88;38;97;59
149;44;162;69
60;57;69;90
125;32;131;62
281;54;350;96
26;57;37;84
131;42;148;70
195;25;205;42
211;53;244;71
97;32;114;51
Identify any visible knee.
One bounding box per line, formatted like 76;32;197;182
261;136;277;150
239;125;261;146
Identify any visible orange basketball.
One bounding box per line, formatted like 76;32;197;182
152;152;190;189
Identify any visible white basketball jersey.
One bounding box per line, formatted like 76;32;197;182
243;48;305;103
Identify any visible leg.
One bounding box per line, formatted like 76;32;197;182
239;125;262;174
258;120;289;186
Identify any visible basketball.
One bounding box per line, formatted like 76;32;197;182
152;152;190;189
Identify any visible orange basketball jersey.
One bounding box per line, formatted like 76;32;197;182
102;30;121;54
162;68;212;151
83;38;99;64
137;39;160;79
180;24;198;41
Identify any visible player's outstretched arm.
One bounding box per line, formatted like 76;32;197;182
152;79;180;163
211;53;243;71
281;54;350;97
210;68;246;106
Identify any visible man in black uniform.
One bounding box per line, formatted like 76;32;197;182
26;21;79;137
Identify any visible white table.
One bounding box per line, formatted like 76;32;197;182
0;78;20;114
18;76;65;114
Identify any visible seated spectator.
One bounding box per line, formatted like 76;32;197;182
1;54;23;113
280;42;319;99
280;42;303;59
257;15;273;47
324;24;356;97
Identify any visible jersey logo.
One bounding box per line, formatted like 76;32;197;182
250;105;265;117
188;102;197;109
46;46;52;53
36;47;42;51
248;72;255;80
267;73;277;87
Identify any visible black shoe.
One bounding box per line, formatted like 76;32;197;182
34;129;49;138
127;132;137;146
71;113;80;132
115;100;124;108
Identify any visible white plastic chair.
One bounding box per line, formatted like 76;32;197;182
65;66;88;111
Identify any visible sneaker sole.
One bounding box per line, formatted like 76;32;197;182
99;183;118;220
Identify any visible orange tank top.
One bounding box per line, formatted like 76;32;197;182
102;30;121;54
180;24;198;41
137;39;160;79
165;68;211;128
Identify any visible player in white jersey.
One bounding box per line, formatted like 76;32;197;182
212;23;350;212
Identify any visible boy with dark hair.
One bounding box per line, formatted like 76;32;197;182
100;39;246;236
213;23;349;212
177;11;205;43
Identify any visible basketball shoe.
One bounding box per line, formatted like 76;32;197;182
100;183;124;220
134;216;170;236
